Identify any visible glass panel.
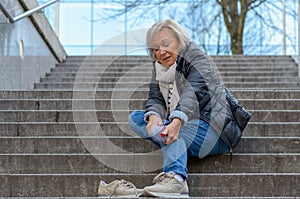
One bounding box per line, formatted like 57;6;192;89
59;2;91;46
37;0;299;55
36;0;57;30
92;2;125;45
92;2;125;55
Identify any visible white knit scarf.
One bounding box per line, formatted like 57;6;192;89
155;61;180;115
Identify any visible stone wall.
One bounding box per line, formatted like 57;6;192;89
0;0;66;89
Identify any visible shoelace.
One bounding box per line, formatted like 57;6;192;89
110;179;139;198
152;172;174;184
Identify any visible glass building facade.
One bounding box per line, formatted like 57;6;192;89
38;0;299;56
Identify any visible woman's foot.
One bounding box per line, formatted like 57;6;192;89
143;172;189;198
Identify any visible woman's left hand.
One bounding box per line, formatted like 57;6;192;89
161;118;182;145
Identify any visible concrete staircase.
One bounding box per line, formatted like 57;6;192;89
0;55;299;198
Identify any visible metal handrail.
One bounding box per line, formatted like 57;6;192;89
0;0;58;23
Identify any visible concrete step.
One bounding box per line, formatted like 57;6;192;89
35;79;300;89
63;55;295;63
51;66;297;73
0;173;299;197
0;99;146;111
66;54;293;60
44;71;298;78
215;62;296;67
0;136;298;154
34;81;300;90
60;56;295;66
0;122;299;137
1;99;299;110
0;53;300;199
1;90;300;100
40;76;300;83
211;55;294;60
0;153;299;174
1;110;300;122
1;54;299;198
0;121;299;137
61;56;295;63
57;61;297;67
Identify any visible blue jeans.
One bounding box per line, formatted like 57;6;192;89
128;110;229;179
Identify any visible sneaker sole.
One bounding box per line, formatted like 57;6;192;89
98;194;142;198
143;190;189;198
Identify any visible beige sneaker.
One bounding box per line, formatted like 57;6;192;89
97;179;143;198
144;172;189;198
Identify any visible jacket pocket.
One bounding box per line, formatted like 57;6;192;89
225;87;252;131
221;88;252;149
221;119;242;149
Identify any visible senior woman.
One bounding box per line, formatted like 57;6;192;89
128;19;244;197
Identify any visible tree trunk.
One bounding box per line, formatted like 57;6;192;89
217;0;252;54
231;33;243;54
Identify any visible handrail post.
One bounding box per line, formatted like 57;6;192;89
0;0;58;23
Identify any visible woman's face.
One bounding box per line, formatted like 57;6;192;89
153;29;179;67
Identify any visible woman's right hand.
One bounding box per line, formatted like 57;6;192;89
146;114;163;135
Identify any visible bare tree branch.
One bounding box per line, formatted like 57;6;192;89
96;0;296;55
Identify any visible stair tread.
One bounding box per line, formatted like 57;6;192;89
1;55;300;197
1;173;299;197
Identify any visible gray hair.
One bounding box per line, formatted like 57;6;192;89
146;19;191;61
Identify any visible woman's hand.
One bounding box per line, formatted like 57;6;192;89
162;118;182;145
146;114;163;135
